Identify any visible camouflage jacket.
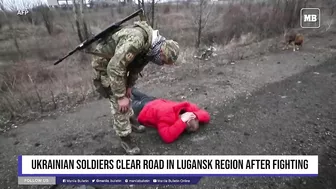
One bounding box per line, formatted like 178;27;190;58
91;21;153;98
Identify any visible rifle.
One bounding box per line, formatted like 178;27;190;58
53;8;145;66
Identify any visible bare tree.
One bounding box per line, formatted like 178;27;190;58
72;0;82;42
141;0;145;10
0;0;21;55
281;0;307;29
79;0;90;39
72;0;89;42
0;0;4;29
137;0;147;21
151;0;154;27
137;0;142;9
34;0;54;35
137;0;145;10
145;0;161;28
125;0;133;4
191;0;214;48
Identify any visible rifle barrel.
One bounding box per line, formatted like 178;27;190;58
54;48;78;65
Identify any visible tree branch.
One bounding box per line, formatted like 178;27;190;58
201;2;214;30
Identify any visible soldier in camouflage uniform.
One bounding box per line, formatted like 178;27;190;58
91;20;180;155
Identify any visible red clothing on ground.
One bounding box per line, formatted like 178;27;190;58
137;99;210;143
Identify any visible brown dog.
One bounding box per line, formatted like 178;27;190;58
283;31;304;52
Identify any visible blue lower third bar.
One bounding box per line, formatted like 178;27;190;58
57;177;202;185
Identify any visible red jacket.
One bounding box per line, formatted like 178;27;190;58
137;99;210;143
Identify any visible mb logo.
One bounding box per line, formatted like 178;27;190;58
300;8;320;28
304;14;317;22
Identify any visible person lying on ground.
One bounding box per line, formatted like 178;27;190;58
129;88;211;143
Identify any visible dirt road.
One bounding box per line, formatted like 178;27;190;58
0;33;335;189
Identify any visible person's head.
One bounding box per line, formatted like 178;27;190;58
160;40;180;65
186;118;200;133
149;39;180;66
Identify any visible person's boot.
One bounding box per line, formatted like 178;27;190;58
130;115;146;133
120;134;141;155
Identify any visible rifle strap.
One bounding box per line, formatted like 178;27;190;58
84;50;113;59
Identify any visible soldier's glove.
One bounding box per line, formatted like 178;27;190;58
93;79;110;98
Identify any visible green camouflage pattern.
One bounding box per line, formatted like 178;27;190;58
161;40;180;63
109;95;134;137
91;21;153;97
134;21;153;49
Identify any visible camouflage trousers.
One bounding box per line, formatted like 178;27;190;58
109;94;134;137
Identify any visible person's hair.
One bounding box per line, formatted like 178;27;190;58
187;118;199;131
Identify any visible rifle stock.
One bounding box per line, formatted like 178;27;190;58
53;8;144;66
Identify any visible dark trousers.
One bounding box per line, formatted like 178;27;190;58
131;88;156;117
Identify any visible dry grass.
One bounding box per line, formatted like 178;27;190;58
0;0;329;128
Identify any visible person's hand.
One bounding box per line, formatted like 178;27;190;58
180;112;196;123
126;87;132;98
118;96;130;113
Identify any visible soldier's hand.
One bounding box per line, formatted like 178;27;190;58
118;96;130;113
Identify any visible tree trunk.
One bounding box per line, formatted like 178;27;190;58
71;0;90;42
138;0;146;21
291;0;299;28
196;0;203;48
137;0;141;9
72;0;84;42
40;7;54;35
151;0;155;28
79;0;89;40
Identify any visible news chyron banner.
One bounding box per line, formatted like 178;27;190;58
18;155;318;185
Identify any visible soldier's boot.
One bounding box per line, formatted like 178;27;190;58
120;134;141;155
130;115;146;133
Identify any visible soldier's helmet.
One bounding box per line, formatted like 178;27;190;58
161;40;180;64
